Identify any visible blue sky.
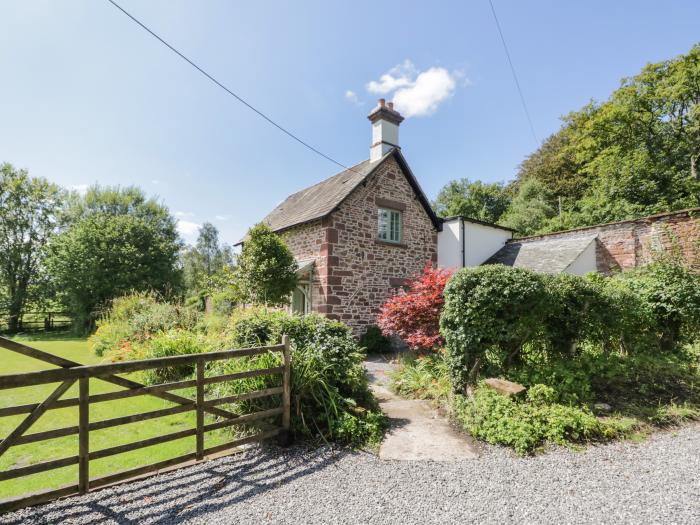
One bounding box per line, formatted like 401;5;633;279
1;1;699;245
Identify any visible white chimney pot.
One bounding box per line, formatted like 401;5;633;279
367;99;404;162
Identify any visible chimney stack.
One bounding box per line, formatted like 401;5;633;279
368;98;404;162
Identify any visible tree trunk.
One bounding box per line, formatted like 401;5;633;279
692;154;698;181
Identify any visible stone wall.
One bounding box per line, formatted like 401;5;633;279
281;219;326;312
514;208;700;274
279;155;438;335
323;156;437;333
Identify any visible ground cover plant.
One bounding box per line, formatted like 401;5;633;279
390;260;700;454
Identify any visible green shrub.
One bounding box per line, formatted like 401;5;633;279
134;329;209;384
89;292;200;357
359;325;392;354
441;265;549;389
618;261;700;351
208;307;386;447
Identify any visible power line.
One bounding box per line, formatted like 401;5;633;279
487;0;539;145
105;0;355;173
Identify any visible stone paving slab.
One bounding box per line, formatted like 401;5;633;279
364;356;478;461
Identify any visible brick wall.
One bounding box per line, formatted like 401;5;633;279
280;155;438;334
513;209;700;274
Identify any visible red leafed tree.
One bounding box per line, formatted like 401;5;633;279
378;263;454;351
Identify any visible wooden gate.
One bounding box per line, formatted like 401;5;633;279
0;335;291;513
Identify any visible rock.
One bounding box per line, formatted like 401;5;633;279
594;403;612;413
483;378;526;397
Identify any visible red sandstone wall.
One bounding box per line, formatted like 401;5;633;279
323;156;437;333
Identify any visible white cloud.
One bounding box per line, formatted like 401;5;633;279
174;211;194;218
344;90;363;106
364;60;462;118
393;67;457;117
366;59;416;94
71;184;89;196
215;215;231;221
151;179;160;185
177;220;200;238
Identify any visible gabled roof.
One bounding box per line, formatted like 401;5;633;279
484;235;597;274
256;148;441;234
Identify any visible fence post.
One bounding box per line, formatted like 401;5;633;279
196;359;204;460
78;377;89;495
280;334;291;446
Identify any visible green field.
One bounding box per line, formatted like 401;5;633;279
0;333;229;500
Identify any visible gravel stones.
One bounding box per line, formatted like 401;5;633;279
2;424;698;525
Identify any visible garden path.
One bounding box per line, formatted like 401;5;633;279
364;356;478;461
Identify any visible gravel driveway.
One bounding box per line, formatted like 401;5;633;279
2;424;699;525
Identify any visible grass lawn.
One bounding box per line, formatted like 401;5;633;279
0;332;230;500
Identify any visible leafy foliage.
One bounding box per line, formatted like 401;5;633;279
619;259;700;351
91;299;385;447
513;43;700;233
234;223;297;307
0;163;65;332
433;179;511;224
453;385;619;455
135;329;208;384
358;325;392;354
393;345;698;454
47;186;182;329
440;265;549;388
89;292;199;357
181;222;234;309
498;178;557;236
208;308;385;446
378;263;453;351
440;263;699;389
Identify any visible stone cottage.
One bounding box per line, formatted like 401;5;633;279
242;99;700;335
248;99;440;335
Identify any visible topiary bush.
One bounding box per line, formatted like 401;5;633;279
440;265;549;389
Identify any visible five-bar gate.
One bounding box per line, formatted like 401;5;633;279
0;335;291;513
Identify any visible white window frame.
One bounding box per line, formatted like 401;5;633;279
377;207;402;244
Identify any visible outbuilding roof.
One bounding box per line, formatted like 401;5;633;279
483;235;597;274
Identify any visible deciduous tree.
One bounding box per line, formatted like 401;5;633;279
47;186;181;329
377;263;453;351
234;223;297;306
0;163;64;331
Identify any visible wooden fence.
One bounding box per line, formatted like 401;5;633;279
0;312;73;333
0;335;291;514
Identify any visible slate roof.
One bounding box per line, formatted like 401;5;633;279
253;149;440;236
484;235;597;274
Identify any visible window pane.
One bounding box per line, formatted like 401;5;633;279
378;209;389;240
390;211;401;242
378;207;401;243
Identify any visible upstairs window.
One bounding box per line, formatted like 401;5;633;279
378;208;402;243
